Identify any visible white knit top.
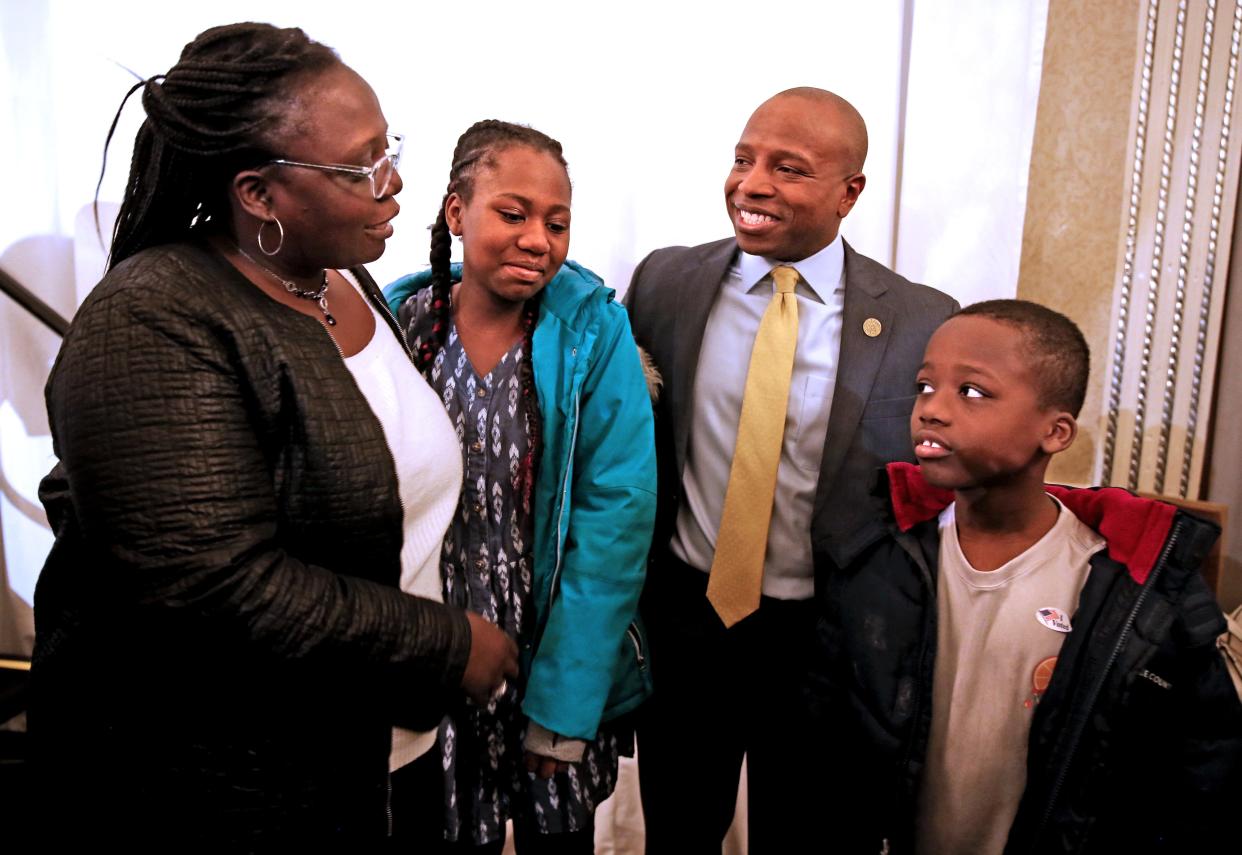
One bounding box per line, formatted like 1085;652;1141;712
339;272;462;770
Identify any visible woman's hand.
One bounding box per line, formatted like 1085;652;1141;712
461;611;518;705
524;751;569;779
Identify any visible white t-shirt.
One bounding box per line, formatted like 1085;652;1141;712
915;497;1106;855
338;272;462;770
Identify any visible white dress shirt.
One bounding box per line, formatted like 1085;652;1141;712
670;235;846;600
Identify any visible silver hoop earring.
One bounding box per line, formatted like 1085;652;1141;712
257;217;285;256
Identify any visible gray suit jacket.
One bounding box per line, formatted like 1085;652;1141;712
625;237;958;574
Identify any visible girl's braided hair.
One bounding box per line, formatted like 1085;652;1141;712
422;120;569;511
99;22;340;269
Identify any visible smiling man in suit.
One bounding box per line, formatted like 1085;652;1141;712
625;87;958;853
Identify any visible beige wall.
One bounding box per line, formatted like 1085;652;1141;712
1207;211;1242;611
1020;0;1242;610
1016;0;1139;486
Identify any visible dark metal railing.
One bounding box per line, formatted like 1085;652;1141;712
0;266;70;338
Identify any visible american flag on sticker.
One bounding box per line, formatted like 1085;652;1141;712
1036;607;1072;633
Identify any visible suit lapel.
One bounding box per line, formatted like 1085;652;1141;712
672;239;737;476
813;241;895;519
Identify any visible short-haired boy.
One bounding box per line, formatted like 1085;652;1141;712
810;300;1242;853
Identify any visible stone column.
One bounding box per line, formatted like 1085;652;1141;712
1020;0;1242;503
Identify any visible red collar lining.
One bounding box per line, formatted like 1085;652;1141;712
885;462;1175;584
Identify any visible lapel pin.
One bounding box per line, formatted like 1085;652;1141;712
863;317;882;337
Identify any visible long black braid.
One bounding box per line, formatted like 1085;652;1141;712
99;22;339;269
422;120;569;512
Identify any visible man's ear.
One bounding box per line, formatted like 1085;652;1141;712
838;172;866;218
232;170;274;220
1042;411;1078;454
445;192;465;237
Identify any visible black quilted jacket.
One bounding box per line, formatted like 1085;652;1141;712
29;242;471;847
810;463;1242;854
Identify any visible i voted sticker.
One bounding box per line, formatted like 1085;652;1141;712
1036;607;1072;633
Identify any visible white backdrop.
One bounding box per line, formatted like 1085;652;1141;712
0;0;1047;668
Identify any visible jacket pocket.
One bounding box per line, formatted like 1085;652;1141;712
625;622;648;672
603;619;653;722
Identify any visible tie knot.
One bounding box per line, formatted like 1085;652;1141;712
771;266;799;294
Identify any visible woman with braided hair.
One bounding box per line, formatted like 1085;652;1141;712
384;121;656;852
30;23;517;846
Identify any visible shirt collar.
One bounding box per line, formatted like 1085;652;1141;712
738;233;845;303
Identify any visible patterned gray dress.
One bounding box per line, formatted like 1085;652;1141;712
404;288;624;846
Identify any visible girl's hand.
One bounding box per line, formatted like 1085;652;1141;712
524;750;570;779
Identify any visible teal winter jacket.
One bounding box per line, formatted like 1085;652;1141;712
385;261;657;740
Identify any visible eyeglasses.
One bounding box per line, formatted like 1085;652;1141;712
264;133;404;199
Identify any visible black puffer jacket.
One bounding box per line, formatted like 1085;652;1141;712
810;462;1242;854
30;243;471;847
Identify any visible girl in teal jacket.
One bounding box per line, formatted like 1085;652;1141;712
384;120;656;853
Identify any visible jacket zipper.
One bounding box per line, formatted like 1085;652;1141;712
625;622;646;669
1029;516;1184;848
894;528;937;847
386;772;394;837
321;319;346;360
539;386;581;644
529;336;642;676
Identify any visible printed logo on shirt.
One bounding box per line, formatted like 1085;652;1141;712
1024;656;1058;709
1036;607;1072;633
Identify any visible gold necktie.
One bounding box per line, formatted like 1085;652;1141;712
707;265;800;628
